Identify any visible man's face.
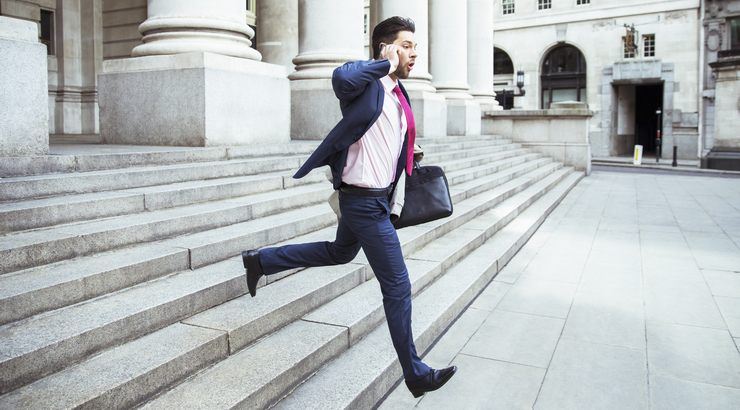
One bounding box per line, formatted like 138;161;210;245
391;30;417;79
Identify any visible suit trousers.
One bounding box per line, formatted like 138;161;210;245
259;191;431;381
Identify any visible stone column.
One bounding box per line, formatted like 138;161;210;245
429;0;480;136
256;0;298;71
376;0;447;137
289;0;365;139
467;0;500;112
131;0;260;60
0;16;49;155
99;0;290;146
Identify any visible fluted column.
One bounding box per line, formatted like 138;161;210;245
376;0;433;91
429;0;480;135
467;0;500;111
429;0;471;99
289;0;364;80
373;0;447;137
257;0;298;71
289;0;364;139
132;0;261;60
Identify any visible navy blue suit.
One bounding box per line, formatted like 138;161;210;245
260;59;431;381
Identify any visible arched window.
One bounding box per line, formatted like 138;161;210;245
540;45;587;109
494;47;514;75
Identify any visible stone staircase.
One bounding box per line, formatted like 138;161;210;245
0;136;583;409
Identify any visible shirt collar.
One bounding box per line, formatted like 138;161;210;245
380;75;398;92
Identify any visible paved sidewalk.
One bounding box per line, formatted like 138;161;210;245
380;170;740;409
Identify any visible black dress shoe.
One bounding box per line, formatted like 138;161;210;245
405;366;457;398
242;250;264;297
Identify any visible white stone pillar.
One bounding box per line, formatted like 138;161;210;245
99;0;290;146
256;0;298;71
131;0;260;60
289;0;365;139
0;16;49;155
467;0;500;112
429;0;480;136
375;0;447;137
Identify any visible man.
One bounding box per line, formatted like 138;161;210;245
241;16;456;398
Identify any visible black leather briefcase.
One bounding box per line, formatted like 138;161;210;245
392;162;453;229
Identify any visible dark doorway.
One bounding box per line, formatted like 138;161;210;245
634;84;663;155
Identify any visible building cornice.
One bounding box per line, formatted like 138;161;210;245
494;0;700;31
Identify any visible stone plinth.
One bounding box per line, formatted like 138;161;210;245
99;52;290;146
483;101;593;174
0;16;49;156
447;100;482;136
409;91;447;138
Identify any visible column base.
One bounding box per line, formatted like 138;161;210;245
290;79;343;140
99;52;290;146
408;91;447;138
446;99;481;136
0;17;48;156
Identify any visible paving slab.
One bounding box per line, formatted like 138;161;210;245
534;338;648;410
496;277;577;319
646;321;740;388
649;374;740;410
461;309;564;368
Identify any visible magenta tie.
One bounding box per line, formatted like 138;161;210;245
392;85;416;176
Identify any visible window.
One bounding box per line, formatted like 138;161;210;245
731;17;740;50
40;9;54;55
502;0;515;15
577;0;590;4
538;0;551;10
541;45;587;109
623;36;636;58
494;47;514;75
643;34;655;57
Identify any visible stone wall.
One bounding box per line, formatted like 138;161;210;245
102;0;145;59
482;101;593;175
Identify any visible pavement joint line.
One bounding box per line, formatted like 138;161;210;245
455;352;550;370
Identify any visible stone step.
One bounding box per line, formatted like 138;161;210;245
0;170;326;233
143;169;579;409
420;137;511;154
0;201;335;327
0;139;517;233
0;155;308;202
0;323;229;409
276;171;583;409
0;182;332;274
0;152;549;325
132;165;564;406
447;152;541;186
421;141;517;163
0;142;322;178
433;147;528;173
0;158;559;397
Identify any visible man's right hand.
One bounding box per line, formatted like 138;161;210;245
381;44;400;73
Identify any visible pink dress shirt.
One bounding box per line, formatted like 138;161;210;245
341;75;407;188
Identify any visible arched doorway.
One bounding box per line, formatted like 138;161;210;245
540;44;586;109
494;47;515;108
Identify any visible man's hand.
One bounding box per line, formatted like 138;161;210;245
380;43;400;73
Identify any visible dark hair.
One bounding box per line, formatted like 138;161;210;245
371;16;415;59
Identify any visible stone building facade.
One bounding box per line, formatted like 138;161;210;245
0;0;499;157
493;0;740;168
2;1;738;168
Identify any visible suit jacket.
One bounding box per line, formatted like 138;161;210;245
293;59;411;189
